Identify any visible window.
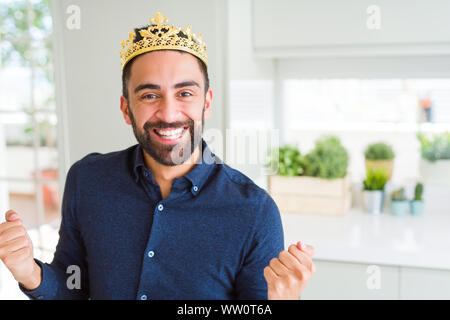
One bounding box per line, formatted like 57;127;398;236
0;0;59;264
284;79;450;130
281;78;450;184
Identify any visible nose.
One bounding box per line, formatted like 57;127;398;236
156;96;182;124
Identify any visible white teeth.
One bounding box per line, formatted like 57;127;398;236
155;128;185;139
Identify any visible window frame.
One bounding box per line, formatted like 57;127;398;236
0;0;62;257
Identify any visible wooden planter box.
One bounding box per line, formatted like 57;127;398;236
268;174;352;215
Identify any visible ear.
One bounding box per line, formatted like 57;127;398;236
120;96;132;125
203;88;213;121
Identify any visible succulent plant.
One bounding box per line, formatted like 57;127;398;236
302;136;349;180
414;183;424;201
391;187;407;201
363;167;388;191
364;142;395;160
269;145;304;177
417;132;450;162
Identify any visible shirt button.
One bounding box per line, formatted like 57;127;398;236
148;250;155;258
140;294;147;300
158;204;164;211
193;185;199;192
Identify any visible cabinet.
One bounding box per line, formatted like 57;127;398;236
400;267;450;299
301;259;450;299
253;0;450;58
301;260;399;300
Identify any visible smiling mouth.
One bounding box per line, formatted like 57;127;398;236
152;127;189;140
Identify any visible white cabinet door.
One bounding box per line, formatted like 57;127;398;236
253;0;450;57
301;260;399;300
400;267;450;300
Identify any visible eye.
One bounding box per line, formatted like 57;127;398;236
142;93;157;100
180;91;193;97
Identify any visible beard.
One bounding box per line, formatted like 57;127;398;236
128;105;205;166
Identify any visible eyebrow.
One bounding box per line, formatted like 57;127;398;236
134;81;200;94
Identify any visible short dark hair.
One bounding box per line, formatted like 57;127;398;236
122;25;210;101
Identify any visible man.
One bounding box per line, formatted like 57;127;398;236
0;12;315;300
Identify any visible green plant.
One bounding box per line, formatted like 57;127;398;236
269;145;304;177
364;142;395;160
417;132;450;162
0;0;53;79
302;136;349;180
414;183;424;201
363;167;388;191
391;187;407;201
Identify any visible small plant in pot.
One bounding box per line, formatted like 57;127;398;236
390;187;409;216
417;132;450;185
267;137;352;215
410;183;425;215
268;145;304;177
364;142;395;181
362;167;388;214
302;136;349;180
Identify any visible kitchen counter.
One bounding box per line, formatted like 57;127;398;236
281;206;450;271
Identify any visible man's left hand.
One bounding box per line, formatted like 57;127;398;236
264;241;316;300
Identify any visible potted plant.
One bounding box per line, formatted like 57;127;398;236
364;142;395;180
268;136;351;215
268;145;304;177
410;183;424;215
302;136;349;180
390;187;409;216
417;132;450;185
362;167;388;214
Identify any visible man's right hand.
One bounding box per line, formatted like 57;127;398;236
0;210;42;290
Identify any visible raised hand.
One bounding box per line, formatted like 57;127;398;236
0;210;41;290
264;241;316;300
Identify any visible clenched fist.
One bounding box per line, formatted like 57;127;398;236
0;210;41;290
264;241;316;300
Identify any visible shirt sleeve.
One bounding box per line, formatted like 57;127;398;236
19;162;90;300
234;192;285;300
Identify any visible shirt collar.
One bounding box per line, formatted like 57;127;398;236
132;140;218;196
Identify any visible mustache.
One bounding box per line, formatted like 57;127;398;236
143;119;194;131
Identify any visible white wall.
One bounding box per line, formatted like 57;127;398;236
278;56;450;79
226;0;276;187
50;0;227;169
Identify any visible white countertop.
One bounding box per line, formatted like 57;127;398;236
281;198;450;270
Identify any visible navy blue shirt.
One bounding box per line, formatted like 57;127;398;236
20;141;284;300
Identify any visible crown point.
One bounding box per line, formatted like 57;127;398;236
184;25;193;38
153;12;167;26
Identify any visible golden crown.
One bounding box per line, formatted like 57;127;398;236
120;12;208;71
